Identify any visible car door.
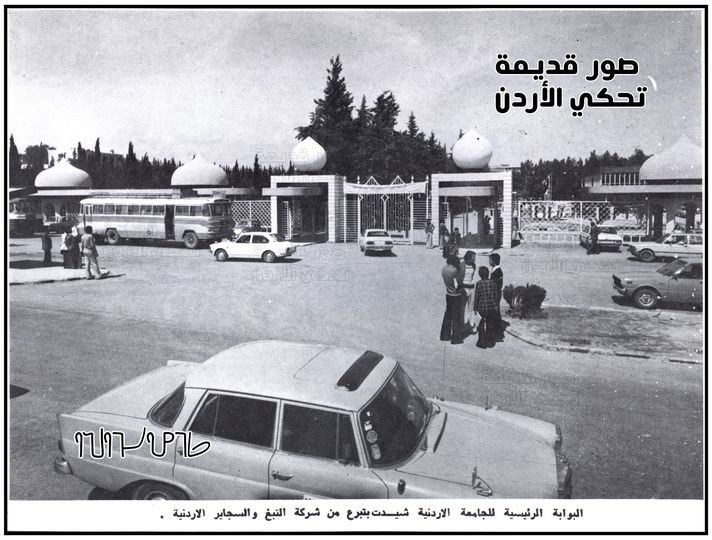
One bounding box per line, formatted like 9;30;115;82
668;263;703;304
268;402;387;499
251;234;271;259
229;234;252;258
172;392;277;499
687;234;703;258
663;234;687;257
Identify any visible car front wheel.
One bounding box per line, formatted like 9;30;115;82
633;287;659;309
637;249;655;263
131;482;188;500
214;249;228;262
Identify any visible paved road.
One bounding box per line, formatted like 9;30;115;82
8;239;703;499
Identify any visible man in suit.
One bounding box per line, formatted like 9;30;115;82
473;266;499;348
489;253;504;341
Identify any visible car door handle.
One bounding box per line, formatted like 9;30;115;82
271;470;293;481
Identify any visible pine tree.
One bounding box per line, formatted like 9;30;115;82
8;135;23;186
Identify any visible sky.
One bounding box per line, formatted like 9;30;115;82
7;8;704;169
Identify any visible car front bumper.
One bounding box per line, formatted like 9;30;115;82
54;455;73;475
365;245;393;251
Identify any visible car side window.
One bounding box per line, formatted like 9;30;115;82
678;264;702;280
689;235;703;245
235;235;252;244
252;235;269;244
281;405;359;464
189;393;276;448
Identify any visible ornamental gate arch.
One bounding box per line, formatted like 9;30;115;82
343;176;429;244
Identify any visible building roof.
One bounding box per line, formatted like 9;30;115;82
185;341;397;411
291;137;327;172
452;129;493;170
639;136;703;181
171;154;228;187
35;159;92;189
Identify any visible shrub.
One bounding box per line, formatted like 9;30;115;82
503;283;547;318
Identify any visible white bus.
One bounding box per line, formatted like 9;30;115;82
79;196;234;248
9;197;43;236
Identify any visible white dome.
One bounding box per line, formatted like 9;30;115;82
35;159;92;188
452;129;493;170
639;136;702;180
171;154;228;186
291;137;327;172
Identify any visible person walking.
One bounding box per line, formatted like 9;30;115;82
473;266;499;348
80;226;102;279
69;226;82;269
60;228;71;268
440;255;465;345
40;228;52;266
489;252;504;341
438;221;449;251
461;251;478;331
483;215;491;235
425;219;435;249
587;220;600;255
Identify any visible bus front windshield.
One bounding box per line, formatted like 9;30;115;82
209;203;230;217
359;366;431;467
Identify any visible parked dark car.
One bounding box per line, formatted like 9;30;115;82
613;259;703;309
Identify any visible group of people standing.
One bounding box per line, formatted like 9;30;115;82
58;226;83;269
441;251;504;348
43;225;104;279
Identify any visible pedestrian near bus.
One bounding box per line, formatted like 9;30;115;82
474;266;498;348
440;255;465;345
60;228;71;268
461;251;478;330
69;226;82;269
438;221;448;250
587;220;600;255
425;219;435;249
80;226;102;279
40;228;52;266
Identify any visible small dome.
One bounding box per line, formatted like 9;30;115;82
639;136;703;180
35;159;92;188
452;129;493;170
171;154;228;186
291;137;327;172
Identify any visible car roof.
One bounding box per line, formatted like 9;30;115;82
185;341;398;411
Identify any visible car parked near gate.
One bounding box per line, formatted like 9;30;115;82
612;259;703;309
210;232;297;263
627;231;703;262
579;225;623;252
54;341;572;500
359;229;394;255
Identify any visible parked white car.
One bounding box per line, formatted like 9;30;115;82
359;229;394;255
210;232;296;263
579;225;623;251
627;231;703;262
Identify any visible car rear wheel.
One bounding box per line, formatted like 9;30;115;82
214;249;228;262
131;482;188;501
637;249;655;263
262;250;276;263
183;231;199;249
105;228;120;245
633;287;659;309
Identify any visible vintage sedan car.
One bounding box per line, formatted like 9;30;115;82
627;231;703;262
54;341;572;500
359;229;394;255
612;259;703;309
579;225;623;251
210;232;296;263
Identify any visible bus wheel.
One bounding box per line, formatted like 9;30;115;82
214;249;228;262
262;250;276;263
183;231;199;249
105;229;121;245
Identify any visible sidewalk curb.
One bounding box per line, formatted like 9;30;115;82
10;277;85;286
505;327;701;365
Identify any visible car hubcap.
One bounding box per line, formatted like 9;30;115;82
639;293;654;306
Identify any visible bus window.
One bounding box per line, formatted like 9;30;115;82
140;205;152;215
210;203;229;217
128;205;139;215
94;205;105;214
105;204;115;214
115;204;128;215
152;205;165;216
189;206;202;217
202;205;210;217
175;206;188;216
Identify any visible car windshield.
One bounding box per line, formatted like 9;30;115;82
358;366;431;467
367;231;389;237
270;233;285;242
599;227;618;234
657;259;688;276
